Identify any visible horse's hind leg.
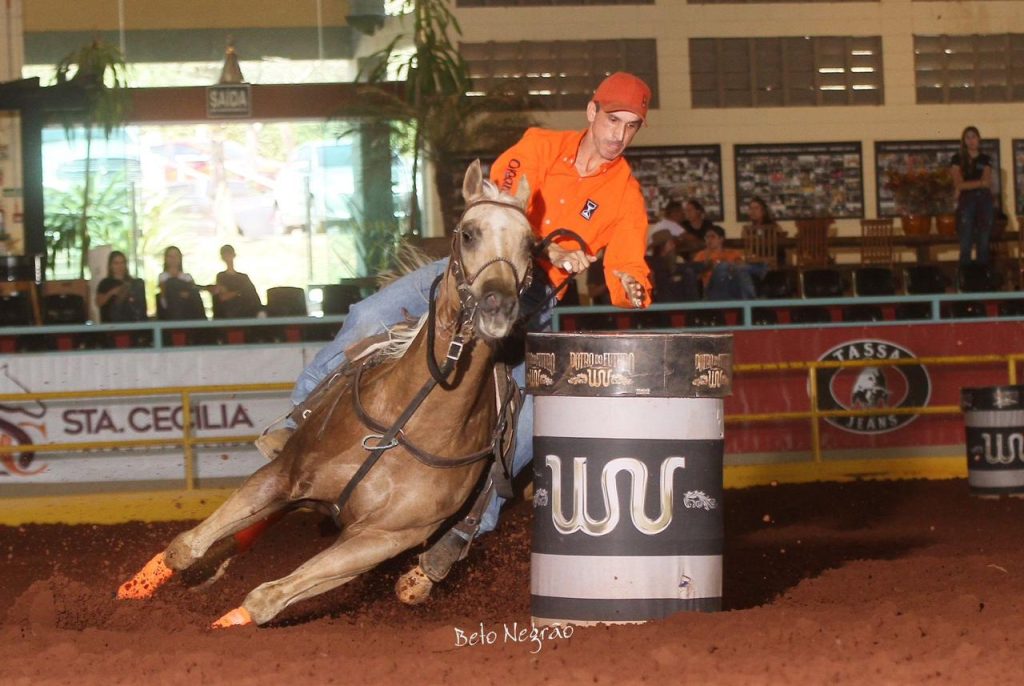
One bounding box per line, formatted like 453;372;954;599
118;464;290;600
213;524;434;627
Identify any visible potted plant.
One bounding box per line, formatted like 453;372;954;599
884;168;955;236
352;0;536;243
52;38;131;278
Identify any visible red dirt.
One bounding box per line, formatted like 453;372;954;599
2;479;1023;684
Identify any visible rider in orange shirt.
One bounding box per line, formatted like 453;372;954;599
259;72;655;592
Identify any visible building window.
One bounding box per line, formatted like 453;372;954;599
461;40;658;110
457;0;651;6
914;34;1024;104
690;36;883;108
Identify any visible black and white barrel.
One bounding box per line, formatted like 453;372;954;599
527;331;733;625
962;385;1024;497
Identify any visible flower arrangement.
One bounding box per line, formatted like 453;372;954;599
885;168;955;216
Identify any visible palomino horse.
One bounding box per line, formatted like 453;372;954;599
117;160;533;627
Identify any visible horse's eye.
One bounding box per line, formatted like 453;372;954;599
461;228;475;245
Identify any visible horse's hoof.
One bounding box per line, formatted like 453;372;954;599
117;552;174;600
211;606;252;629
395;566;434;605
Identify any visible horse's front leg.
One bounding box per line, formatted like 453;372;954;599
117;462;291;600
212;523;436;627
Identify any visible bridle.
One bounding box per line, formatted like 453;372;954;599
446;198;534;332
327;195;532;526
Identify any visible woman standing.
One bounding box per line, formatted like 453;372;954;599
95;251;147;322
950;126;994;265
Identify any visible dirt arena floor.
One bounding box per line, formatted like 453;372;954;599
2;478;1023;685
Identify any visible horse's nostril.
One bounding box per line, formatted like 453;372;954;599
481;292;515;317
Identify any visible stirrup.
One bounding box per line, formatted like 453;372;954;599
418;529;473;583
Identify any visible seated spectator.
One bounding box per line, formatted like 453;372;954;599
691;226;758;301
95;250;147;322
647;200;703;256
682;199;724;242
744;196;788;267
211;244;262;319
157;245;206;320
646;231;700;302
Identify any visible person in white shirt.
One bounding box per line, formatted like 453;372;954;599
646;199;686;246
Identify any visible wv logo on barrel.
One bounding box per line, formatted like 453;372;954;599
972;432;1024;465
541;455;717;536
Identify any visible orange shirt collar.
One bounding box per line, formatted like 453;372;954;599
558;129;621;176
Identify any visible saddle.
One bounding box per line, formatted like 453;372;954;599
287;329;520;498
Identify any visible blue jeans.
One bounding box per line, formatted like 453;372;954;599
957;189;994;265
704;262;758;301
291;257;552;535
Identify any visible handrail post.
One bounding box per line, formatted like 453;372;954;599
181;390;196;490
808;365;822;463
1010;355;1019;385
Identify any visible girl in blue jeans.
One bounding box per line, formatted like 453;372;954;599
950;125;994;265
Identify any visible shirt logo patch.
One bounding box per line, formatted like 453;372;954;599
580;199;599;220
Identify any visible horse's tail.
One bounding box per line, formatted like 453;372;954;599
377;240;438;288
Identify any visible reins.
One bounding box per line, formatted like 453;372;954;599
327;197;529;526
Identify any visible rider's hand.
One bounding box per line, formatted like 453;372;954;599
613;271;646;309
547;243;596;275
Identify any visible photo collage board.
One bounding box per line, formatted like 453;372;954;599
623;145;724;222
875;140;1002;218
734;143;864;221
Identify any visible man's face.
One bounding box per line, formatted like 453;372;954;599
586;102;643;162
705;231;724;250
684;203;703;226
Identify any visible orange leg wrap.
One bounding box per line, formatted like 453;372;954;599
211;606;253;629
117;552;174;600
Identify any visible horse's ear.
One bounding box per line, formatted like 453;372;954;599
462;159;484;203
514;172;530;209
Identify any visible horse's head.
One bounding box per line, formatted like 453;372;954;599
449;159;533;342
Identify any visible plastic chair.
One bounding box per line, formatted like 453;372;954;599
896;264;947;320
322;284;365;315
266;287;308;317
687;310;726;328
843;266;896;322
800;269;844;298
949;264;1001;319
757;270;797;299
0;281;41;325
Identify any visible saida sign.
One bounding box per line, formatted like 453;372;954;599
206;84;251;118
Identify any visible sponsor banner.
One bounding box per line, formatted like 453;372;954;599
725;321;1024;456
0;345;324;484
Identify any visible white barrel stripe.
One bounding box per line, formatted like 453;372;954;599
534;396;723;441
531;553;722;600
969;470;1024;488
965;410;1024;428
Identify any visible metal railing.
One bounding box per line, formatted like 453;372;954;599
729;352;1024;463
0;382;291;490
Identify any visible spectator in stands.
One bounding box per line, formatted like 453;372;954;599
212;244;262;319
95;250;147;322
681;199;722;242
648;200;703;258
647;230;700;302
157;245;206;320
744;195;787;267
691;225;756;301
950;125;994;265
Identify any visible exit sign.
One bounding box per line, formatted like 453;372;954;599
206;85;251;118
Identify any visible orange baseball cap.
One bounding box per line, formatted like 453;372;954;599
593;72;652;122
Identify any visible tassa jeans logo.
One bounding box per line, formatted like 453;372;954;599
541;455;716;536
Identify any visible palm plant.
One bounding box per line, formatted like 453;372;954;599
353;0;536;236
53;39;131;278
